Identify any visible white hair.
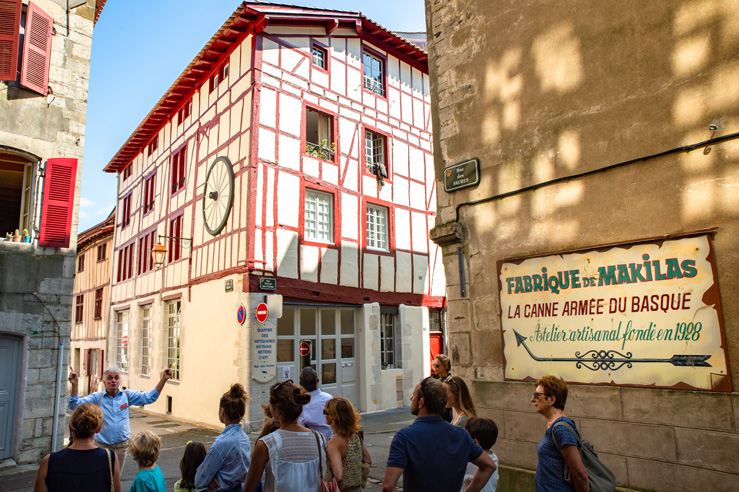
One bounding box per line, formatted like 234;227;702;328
103;366;121;377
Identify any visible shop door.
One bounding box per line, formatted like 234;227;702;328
0;337;20;459
276;306;358;407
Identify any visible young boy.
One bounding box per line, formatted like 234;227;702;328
129;430;167;492
462;418;499;492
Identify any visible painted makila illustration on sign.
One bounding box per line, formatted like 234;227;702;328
499;235;729;391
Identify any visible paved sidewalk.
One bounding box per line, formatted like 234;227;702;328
0;406;414;492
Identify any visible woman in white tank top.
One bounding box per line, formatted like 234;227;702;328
244;380;326;492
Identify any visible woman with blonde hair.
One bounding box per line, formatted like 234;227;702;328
324;397;371;491
34;403;121;492
444;376;477;428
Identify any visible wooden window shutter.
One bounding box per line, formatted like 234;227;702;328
20;1;52;95
39;157;77;248
0;0;22;81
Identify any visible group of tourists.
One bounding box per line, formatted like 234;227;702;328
34;356;590;492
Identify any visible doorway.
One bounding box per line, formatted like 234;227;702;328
0;336;21;460
276;306;359;407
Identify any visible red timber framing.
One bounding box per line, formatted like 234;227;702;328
103;2;437;306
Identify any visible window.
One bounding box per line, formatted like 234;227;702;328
116;310;129;372
75;295;83;324
122;164;131;180
209;62;229;93
0;152;35;239
429;310;442;332
138;231;156;274
363;50;386;96
366;204;389;250
117;242;135;282
305;108;335;161
77;254;85;273
312;44;327;69
177;100;192;126
147;135;158;157
121;193;131;228
97;244;107;261
365;130;387;174
169;215;183;262
171;146;186;194
141;305;151;377
167;300;181;381
0;1;53;95
143;173;155;214
380;310;401;369
94;288;103;320
304;189;333;243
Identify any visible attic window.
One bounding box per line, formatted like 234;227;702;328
312;44;327;70
209;62;229;93
147;135;159;157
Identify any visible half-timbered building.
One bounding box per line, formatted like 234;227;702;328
70;209;115;396
103;2;444;427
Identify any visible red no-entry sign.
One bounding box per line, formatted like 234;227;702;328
299;341;311;356
256;303;269;323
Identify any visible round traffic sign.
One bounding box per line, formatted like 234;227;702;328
299;341;311;356
237;305;246;325
256;303;269;323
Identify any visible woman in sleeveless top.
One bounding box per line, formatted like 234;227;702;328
324;397;371;492
244;380;325;492
444;376;477;428
34;403;121;492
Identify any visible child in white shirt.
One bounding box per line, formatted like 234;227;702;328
461;418;499;492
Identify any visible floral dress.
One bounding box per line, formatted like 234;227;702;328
325;434;363;492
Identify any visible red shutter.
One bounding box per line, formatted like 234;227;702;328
20;1;52;95
0;0;21;81
39;157;77;248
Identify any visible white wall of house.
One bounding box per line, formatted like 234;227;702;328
109;16;443;425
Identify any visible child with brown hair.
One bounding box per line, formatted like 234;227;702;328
129;430;166;492
174;441;207;492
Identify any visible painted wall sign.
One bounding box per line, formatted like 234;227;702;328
259;277;277;290
498;235;729;391
252;315;276;384
444;159;480;192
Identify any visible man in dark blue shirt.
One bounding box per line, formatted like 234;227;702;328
382;377;496;492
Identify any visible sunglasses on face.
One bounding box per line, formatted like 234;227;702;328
533;392;550;399
323;409;328;415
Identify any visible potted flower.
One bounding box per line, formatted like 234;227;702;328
22;229;31;243
12;229;21;242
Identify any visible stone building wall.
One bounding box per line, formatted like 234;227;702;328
0;0;97;465
425;1;739;490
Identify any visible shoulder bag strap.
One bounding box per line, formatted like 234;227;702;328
106;448;113;492
313;430;324;477
97;391;103;406
551;421;583;449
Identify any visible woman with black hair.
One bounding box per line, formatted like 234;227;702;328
243;380;326;492
194;383;251;492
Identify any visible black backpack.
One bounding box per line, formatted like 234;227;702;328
551;421;616;492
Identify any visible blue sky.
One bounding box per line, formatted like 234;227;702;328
78;0;427;231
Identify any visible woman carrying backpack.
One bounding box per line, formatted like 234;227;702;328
531;375;589;492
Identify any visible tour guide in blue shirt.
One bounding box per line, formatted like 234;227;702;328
68;364;172;470
382;377;496;492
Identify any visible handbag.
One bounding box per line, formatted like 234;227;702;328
313;431;339;492
105;448;114;492
551;421;616;492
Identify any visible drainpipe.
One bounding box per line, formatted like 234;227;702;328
51;342;64;451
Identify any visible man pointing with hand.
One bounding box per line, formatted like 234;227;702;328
68;364;173;469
